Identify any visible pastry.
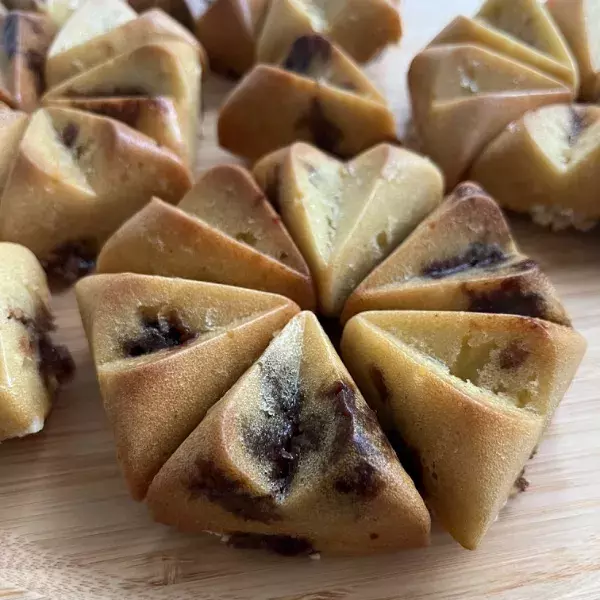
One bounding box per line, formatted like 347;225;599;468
0;242;74;441
341;311;586;549
46;7;203;87
0;10;56;111
253;142;444;316
97;165;317;309
547;0;600;101
409;43;573;189
342;182;571;326
76;273;300;500
471;104;600;232
257;0;402;64
0;102;27;193
147;311;430;556
0;106;192;286
218;35;396;161
43;40;201;166
195;0;269;77
45;96;187;159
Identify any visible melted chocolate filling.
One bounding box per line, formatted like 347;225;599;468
283;35;331;75
226;532;314;557
9;306;75;392
422;242;507;279
123;310;197;358
41;240;97;289
189;459;279;523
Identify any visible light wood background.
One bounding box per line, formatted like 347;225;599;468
1;1;599;598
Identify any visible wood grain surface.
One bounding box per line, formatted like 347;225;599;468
1;2;599;598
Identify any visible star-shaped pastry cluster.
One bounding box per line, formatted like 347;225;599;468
410;0;600;231
0;0;204;285
77;147;586;555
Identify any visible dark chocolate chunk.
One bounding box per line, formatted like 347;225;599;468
9;305;75;392
41;240;97;289
465;278;547;320
295;97;344;155
226;532;314;556
513;468;529;493
422;242;507;279
499;341;530;370
370;365;391;405
283;35;331;75
334;458;384;500
61;123;79;149
568;108;588;147
189;459;279;523
123;310;197;358
2;13;18;60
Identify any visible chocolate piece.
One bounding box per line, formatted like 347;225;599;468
226;532;314;556
513;468;529;493
189;459;279;523
8;305;75;392
61;123;79;149
334;459;384;500
422;242;507;279
123;309;197;357
466;278;547;319
283;35;331;75
41;240;97;289
568;107;588;146
499;341;530;370
295;98;344;155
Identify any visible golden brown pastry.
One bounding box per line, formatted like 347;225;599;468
147;311;430;556
0;11;56;111
97;165;316;309
471;104;600;232
342;182;571;326
547;0;600;101
45;96;186;159
195;0;269;77
0;102;27;193
218;35;395;161
257;0;401;64
0;242;74;441
46;7;202;87
76;273;300;500
409;42;573;188
253;142;444;316
0;107;192;286
43;40;201;166
429;12;577;90
341;311;587;549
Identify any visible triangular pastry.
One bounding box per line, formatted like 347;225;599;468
195;0;269;77
0;107;192;286
43;40;201;166
97;165;317;309
76;273;300;500
471;104;600;232
45;96;186;159
0;11;56;111
48;0;136;59
409;43;573;188
341;311;586;549
253;143;444;316
46;8;202;88
0;102;27;193
0;242;74;441
342;182;571;326
474;0;578;89
218;35;395;161
257;0;401;64
147;311;430;556
547;0;600;101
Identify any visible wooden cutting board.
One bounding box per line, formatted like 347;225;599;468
1;2;599;599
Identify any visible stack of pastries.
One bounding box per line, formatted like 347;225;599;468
0;0;590;561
